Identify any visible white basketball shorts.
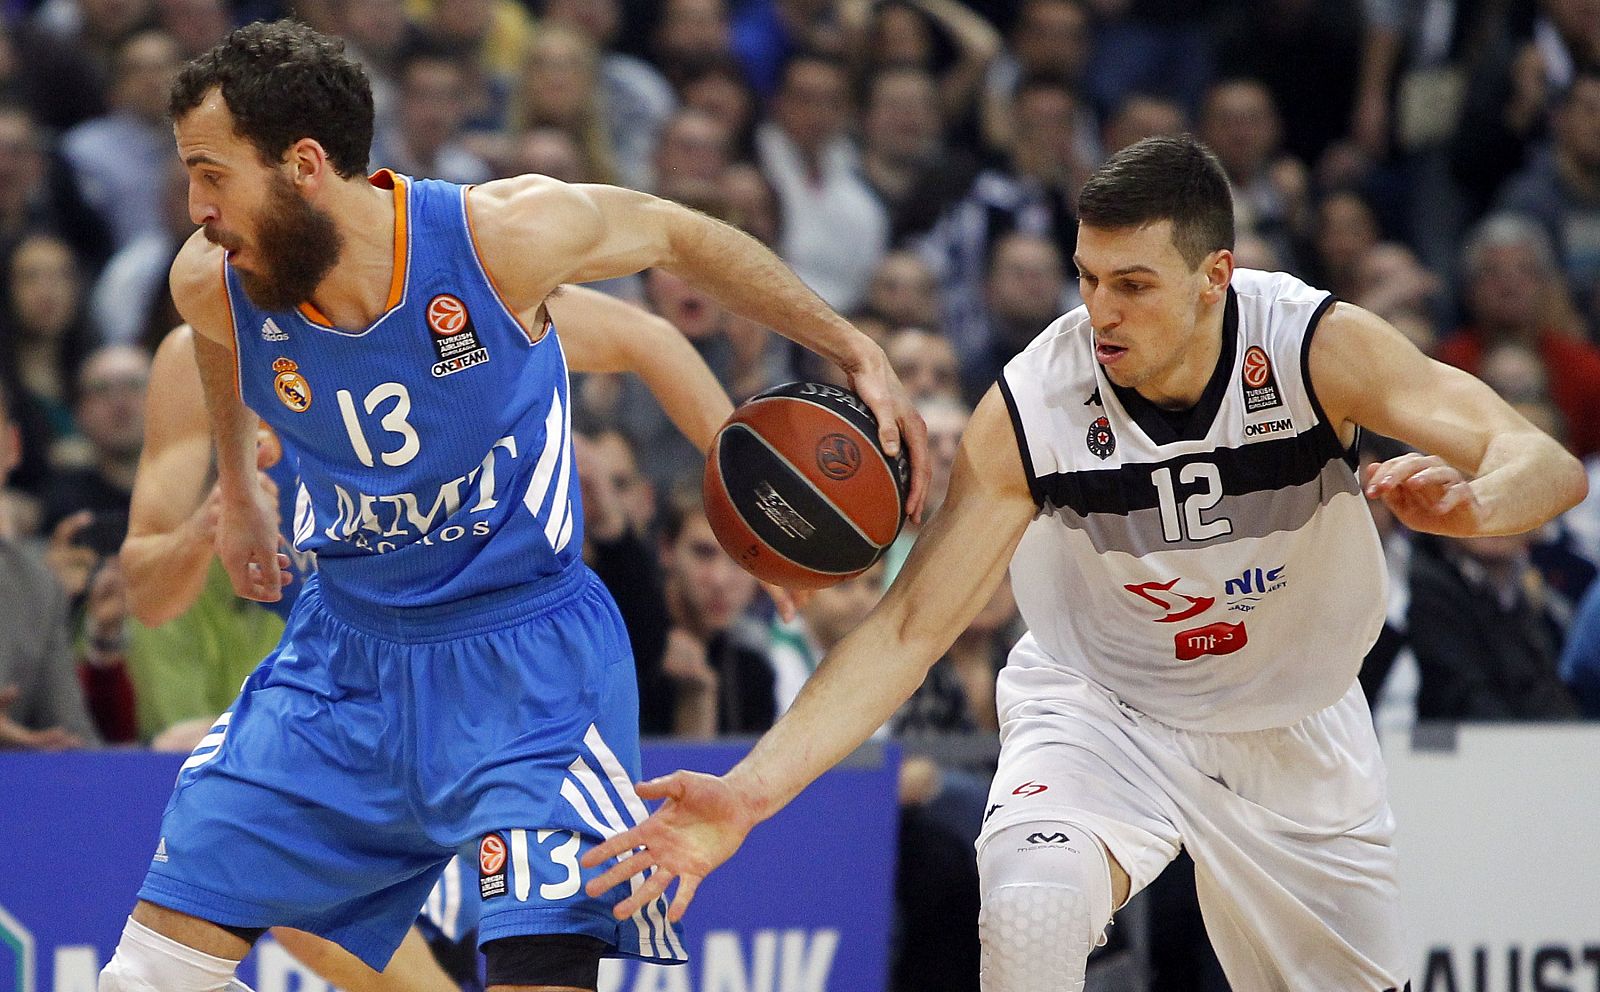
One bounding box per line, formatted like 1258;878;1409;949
977;634;1410;991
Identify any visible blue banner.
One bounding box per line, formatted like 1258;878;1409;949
0;742;898;992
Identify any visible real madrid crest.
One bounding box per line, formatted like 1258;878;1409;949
273;357;312;412
1086;415;1116;460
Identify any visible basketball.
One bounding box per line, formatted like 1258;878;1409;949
704;382;911;590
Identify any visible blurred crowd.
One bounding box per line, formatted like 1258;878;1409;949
3;0;1600;986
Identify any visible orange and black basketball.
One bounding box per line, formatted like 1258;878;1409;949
704;382;911;590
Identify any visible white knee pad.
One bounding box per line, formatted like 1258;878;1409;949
977;822;1114;992
98;919;253;992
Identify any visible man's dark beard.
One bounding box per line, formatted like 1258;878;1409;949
235;172;344;313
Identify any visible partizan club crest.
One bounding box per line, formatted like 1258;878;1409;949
1087;416;1116;459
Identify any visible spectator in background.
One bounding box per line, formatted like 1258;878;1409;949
585;267;778;492
863;251;941;331
0;231;93;469
1100;90;1188;156
648;107;732;204
88;158;190;349
61;29;180;251
1308;188;1382;301
768;560;884;714
501;23;616;184
677;55;761;162
1198;77;1311;273
1408;529;1581;720
0;377;129;748
1436;213;1600;459
980;0;1096;161
0;103;113;272
17;0;154;131
654;487;776;738
885;328;960;405
966;230;1070;400
1496;65;1600;337
1348;241;1444;351
155;0;227;59
544;0;678;191
511;125;588;182
860;66;976;245
336;0;416;136
729;0;840;99
41;344;148;546
757;50;887;314
918;75;1085;360
653;0;732;86
1212;0;1365;169
370;42;491;182
414;0;532;123
1451;0;1600;221
720;161;781;245
849;0;1001;129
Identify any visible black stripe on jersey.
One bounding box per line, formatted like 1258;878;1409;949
1110;288;1239;446
998;374;1045;508
1298;293;1360;470
1035;427;1348;518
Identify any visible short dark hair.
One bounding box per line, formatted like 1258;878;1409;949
169;19;373;179
1076;134;1234;270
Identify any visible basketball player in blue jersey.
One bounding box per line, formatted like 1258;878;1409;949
97;19;926;992
121;279;741;991
587;135;1590;991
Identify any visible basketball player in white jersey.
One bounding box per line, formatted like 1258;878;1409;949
581;135;1589;991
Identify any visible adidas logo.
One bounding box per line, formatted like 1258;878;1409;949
261;317;289;341
153;838;169;863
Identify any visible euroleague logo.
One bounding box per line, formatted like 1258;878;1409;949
427;293;469;336
1241;345;1283;412
1011;781;1048;797
479;833;506;874
816;433;862;480
1242;346;1272;388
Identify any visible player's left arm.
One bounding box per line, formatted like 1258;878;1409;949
548;285;734;455
1310;301;1588;536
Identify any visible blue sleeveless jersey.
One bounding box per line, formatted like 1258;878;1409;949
228;172;583;610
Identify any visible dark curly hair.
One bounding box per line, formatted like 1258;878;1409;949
1077;134;1235;271
169;19;373;179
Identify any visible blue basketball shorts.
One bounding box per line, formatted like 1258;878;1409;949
137;566;688;971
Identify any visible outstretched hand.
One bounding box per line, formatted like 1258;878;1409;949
1363;453;1484;537
845;347;931;524
581;770;762;923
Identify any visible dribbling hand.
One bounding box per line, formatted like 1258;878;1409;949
843;346;931;524
580;770;761;923
1363;453;1483;536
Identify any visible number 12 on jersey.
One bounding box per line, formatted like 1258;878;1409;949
1152;463;1234;543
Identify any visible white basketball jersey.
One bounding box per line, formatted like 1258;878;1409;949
1000;268;1386;732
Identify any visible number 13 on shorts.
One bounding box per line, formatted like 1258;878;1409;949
476;829;584;903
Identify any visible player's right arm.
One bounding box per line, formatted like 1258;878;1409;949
169;232;285;602
122;326;223;625
581;385;1038;920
